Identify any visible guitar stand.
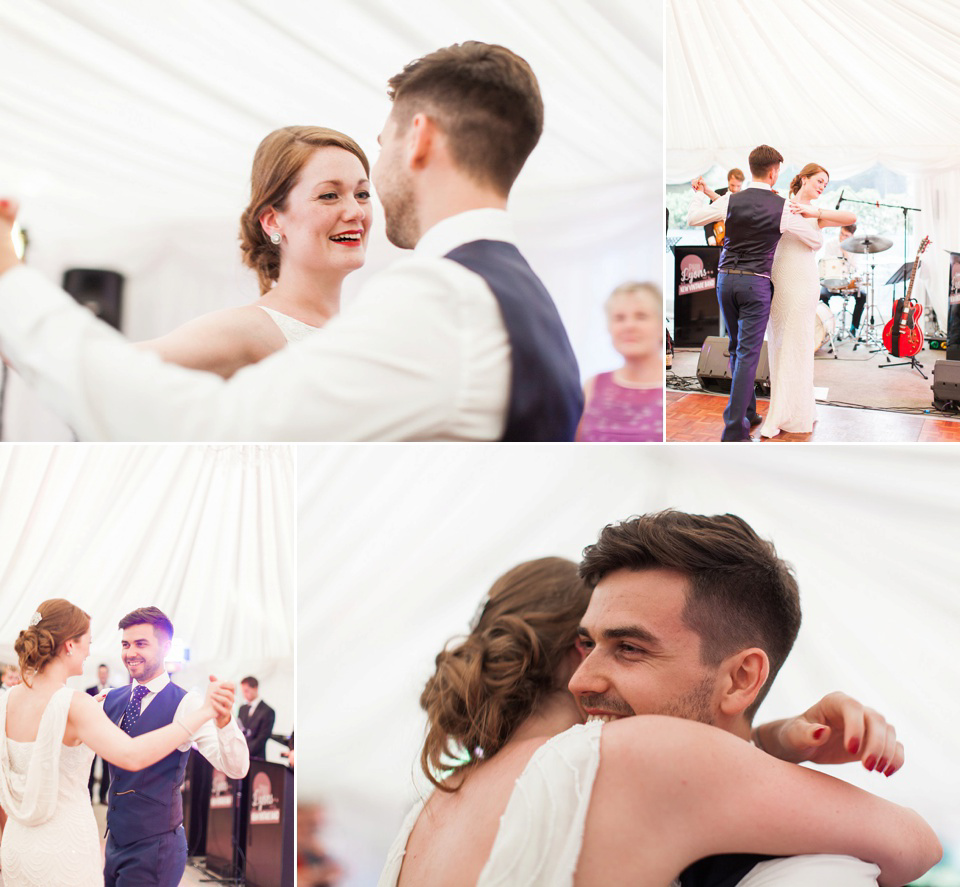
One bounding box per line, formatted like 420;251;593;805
879;354;927;378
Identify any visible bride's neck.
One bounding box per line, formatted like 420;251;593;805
509;689;583;744
29;660;69;690
261;265;344;326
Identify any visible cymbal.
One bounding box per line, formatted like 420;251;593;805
841;234;893;254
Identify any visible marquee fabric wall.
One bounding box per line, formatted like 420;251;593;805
0;0;662;439
667;0;960;323
299;444;960;886
0;444;295;745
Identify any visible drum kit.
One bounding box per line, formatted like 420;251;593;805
815;233;894;353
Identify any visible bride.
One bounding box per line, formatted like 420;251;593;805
761;163;856;438
382;557;940;886
0;599;228;887
137;125;371;378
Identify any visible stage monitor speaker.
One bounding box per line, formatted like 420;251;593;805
696;336;770;395
62;268;123;330
932;359;960;411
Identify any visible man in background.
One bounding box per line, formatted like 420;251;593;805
87;662;113;803
238;676;276;760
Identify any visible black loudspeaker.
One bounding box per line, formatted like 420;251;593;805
62;268;124;330
696;336;770;395
931;360;960;411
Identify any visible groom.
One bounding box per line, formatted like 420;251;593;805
102;607;249;887
0;42;582;441
688;146;821;441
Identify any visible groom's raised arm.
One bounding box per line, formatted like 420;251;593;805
687;189;729;228
0;261;486;440
175;688;250;778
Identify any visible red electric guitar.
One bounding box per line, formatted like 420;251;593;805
882;236;929;358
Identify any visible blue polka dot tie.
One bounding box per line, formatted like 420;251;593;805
122;685;150;735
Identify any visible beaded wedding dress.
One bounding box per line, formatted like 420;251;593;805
0;686;102;887
761;215;824;437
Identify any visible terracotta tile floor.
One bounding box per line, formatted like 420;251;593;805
666;391;960;442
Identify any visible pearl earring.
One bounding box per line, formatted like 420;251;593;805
270;232;282;244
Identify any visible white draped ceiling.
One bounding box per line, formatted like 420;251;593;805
298;444;960;887
0;444;295;748
0;0;662;439
667;0;960;320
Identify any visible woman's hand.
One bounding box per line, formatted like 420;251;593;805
202;675;236;728
754;691;904;775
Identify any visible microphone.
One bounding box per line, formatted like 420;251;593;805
835;188;845;210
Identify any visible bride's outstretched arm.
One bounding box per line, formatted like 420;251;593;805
580;715;940;887
65;677;231;771
136;307;284;379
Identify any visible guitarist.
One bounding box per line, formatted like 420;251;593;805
700;168;745;245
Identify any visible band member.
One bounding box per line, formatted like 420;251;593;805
819;223;867;336
702;168;745;245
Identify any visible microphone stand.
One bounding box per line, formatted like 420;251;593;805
836;195;921;300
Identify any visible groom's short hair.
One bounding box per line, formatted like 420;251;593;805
118;606;174;642
579;510;801;719
748;145;784;178
386;41;544;196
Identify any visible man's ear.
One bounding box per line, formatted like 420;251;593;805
407;113;437;171
717;647;769;717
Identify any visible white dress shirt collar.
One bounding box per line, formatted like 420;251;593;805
414;208;517;258
246;696;260;713
745;181;773;191
137;672;170;695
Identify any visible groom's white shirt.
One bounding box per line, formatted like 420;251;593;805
117;673;248;777
0;209;514;441
687;182;822;250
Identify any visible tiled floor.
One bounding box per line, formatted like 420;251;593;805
666;391;960;442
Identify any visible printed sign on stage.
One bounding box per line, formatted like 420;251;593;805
250;771;281;825
673;245;722;347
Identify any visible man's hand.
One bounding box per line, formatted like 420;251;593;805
0;198;21;275
205;675;236;729
754;691;904;776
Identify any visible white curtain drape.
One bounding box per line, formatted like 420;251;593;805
667;0;960;180
0;444;295;743
298;444;960;887
0;1;661;438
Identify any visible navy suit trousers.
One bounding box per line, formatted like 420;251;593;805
717;272;771;441
104;826;187;887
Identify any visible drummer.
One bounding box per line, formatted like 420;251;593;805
819;223;867;336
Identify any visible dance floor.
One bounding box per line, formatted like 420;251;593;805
667;341;960;442
0;803;229;887
666;390;960;442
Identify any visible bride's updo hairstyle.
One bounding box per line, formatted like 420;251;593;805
420;557;591;791
14;598;90;687
790;162;829;197
239;126;370;295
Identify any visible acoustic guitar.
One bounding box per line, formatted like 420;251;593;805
882;236;929;358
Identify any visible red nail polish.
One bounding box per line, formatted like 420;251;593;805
877;758;887;772
864;755;876;770
813;727;825;740
848;738;860;755
884;765;895;777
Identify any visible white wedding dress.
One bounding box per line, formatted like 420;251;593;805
0;686;102;887
761;215;824;437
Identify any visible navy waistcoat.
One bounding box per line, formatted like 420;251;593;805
103;681;190;845
445;240;583;442
718;188;786;275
